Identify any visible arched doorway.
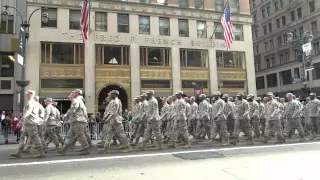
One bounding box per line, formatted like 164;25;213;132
98;84;128;114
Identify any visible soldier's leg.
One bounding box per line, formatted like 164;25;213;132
252;119;261;139
72;122;90;154
168;119;179;147
23;135;33;153
38;125;46;148
55;127;64;145
179;119;190;148
231;119;241;145
209;121;218;144
114;123;131;152
135;122;145;144
243;118;254;145
99;123;114;152
219;121;229;145
28;125;45;158
152;120;164;149
11;130;28;158
130;123;139;143
274;120;285;143
136;122;152;150
194;120;203;140
294;118;305;141
46;126;60;148
260;118;266;136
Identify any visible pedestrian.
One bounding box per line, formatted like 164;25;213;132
1;113;11;144
11;117;21;142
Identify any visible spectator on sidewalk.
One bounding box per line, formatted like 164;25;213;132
11;117;21;142
1;113;11;144
0;111;5;134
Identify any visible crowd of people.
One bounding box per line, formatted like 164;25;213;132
8;88;320;158
0;111;21;144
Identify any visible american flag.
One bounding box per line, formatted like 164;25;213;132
80;0;89;42
220;2;234;50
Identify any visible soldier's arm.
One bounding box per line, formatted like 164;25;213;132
216;101;224;117
43;107;51;123
56;110;61;120
243;102;250;117
23;102;34;119
270;102;280;118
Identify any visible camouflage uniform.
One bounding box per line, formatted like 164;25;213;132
305;93;320;138
263;92;284;143
188;97;198;137
130;98;142;144
166;96;176;140
247;95;260;138
231;93;253;145
283;94;305;140
195;95;210;141
226;97;235;135
209;93;228;145
135;94;149;144
44;100;60;148
160;99;170;138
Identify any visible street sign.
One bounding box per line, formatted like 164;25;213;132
17;27;26;65
302;43;312;52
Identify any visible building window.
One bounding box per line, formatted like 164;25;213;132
254;59;261;71
266;58;270;68
277;36;282;46
276;18;280;29
280;53;285;64
41;79;83;89
262;9;266;19
280;0;284;8
139;16;150;34
159;17;170;36
298;26;304;38
118;14;129;33
255;30;258;39
157;0;168;5
194;0;204;9
69;10;81;30
182;80;208;88
95;12;107;31
215;23;224;39
197;21;206;38
255;45;259;55
216;51;245;69
41;8;57;28
220;81;245;89
229;0;239;13
271;57;276;66
178;19;189;37
270;39;274;49
96;45;130;65
313;41;320;55
267;6;271;16
309;1;315;13
267;73;277;88
297;7;302;18
293;67;300;78
233;24;243;41
263;25;267;35
140;47;170;66
290;11;295;22
140;0;150;3
274;1;278;11
280;69;292;85
294;49;300;61
178;0;188;8
215;0;224;12
0;80;11;90
264;42;269;51
313;63;320;80
0;54;14;77
41;42;84;64
256;76;265;89
0;15;13;34
281;16;286;26
141;80;171;89
311;21;317;35
268;23;272;33
283;33;287;44
253;14;257;23
180;49;207;67
285;52;289;63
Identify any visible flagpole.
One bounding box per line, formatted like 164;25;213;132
210;0;229;40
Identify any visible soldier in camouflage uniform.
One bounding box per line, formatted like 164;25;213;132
305;92;320;139
260;97;268;135
208;92;228;146
247;94;260;139
261;92;285;144
283;93;305;141
137;90;163;150
222;94;235;137
188;96;198;138
193;94;210;142
59;89;90;155
256;97;265;136
231;92;253;145
130;97;142;145
165;95;176;143
98;90;132;153
52;102;64;147
11;90;45;158
134;93;149;145
160;97;170;140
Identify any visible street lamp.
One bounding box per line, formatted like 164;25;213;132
287;30;313;96
1;5;49;114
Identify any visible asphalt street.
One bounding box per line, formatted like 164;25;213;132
0;138;319;180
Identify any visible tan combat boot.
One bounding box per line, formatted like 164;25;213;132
246;137;254;145
136;143;146;150
97;141;104;145
167;142;176;148
116;145;125;150
76;146;89;152
58;146;68;156
79;148;90;155
33;148;46;158
10;147;24;158
155;143;164;150
122;146;133;153
22;147;31;154
182;142;191;149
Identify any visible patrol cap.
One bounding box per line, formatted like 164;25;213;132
206;98;210;101
184;97;189;101
306;97;310;100
247;94;254;99
212;91;221;96
310;92;316;96
74;89;83;95
286;93;293;98
44;97;53;102
146;90;154;95
266;92;274;96
280;98;285;101
275;97;280;100
53;102;58;106
236;92;244;97
110;90;119;95
140;93;147;97
175;91;184;95
25;90;36;95
34;95;40;100
222;94;229;98
255;97;261;101
199;94;206;98
263;97;268;100
190;96;195;100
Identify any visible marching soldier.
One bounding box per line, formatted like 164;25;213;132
98;90;132;153
188;96;198;138
247;94;260;139
194;94;210;142
52;102;64;147
130;97;142;145
262;92;285;144
11;90;45;158
283;93;305;141
135;93;149;145
59;89;90;155
305;92;320;139
256;97;265;136
137;90;163;150
97;94;112;147
209;92;228;146
165;96;174;143
160;97;170;140
43;98;60;150
231;92;253;145
168;91;190;148
223;95;235;137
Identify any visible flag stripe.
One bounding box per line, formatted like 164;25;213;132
80;0;89;41
220;2;234;50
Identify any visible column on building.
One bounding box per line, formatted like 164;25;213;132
208;48;218;93
130;44;140;108
243;25;257;96
171;46;181;93
84;12;95;114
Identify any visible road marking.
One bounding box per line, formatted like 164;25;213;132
0;141;319;167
